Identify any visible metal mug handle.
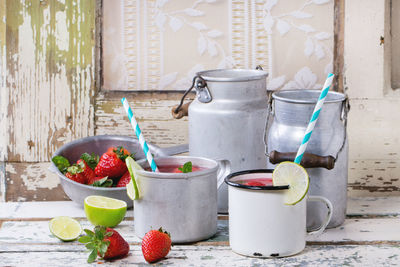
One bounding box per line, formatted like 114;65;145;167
307;195;333;236
216;159;231;189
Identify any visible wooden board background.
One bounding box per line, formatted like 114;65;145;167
0;0;399;201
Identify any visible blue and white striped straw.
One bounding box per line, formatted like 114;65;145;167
121;98;159;172
294;73;335;165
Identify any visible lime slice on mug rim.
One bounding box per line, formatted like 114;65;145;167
272;161;309;205
125;156;142;200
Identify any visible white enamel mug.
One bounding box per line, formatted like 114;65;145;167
225;169;332;258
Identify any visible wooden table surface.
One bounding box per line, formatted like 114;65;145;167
0;197;399;266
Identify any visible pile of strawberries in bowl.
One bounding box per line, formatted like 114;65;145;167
49;135;153;207
52;146;133;188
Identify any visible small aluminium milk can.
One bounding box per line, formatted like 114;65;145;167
266;89;349;229
173;68;269;213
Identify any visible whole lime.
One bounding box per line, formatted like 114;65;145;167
84;195;127;227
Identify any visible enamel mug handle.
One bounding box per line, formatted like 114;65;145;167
216;159;231;189
307;195;333;236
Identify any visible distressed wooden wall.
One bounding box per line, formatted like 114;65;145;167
0;0;399;202
1;0;96;201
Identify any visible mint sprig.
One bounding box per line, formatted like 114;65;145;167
178;161;193;173
92;177;113;187
80;152;99;170
78;226;113;263
51;156;70;174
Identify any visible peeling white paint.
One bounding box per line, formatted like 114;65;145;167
6;164;16;174
55;11;69;51
19;163;59;190
5;2;95;162
0;4;7;162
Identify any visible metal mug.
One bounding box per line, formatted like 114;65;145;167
134;156;231;243
225;170;332;258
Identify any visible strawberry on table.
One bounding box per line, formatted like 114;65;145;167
116;171;131;187
95;146;131;178
141;228;171;263
79;226;130;263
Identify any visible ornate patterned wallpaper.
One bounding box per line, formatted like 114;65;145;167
102;0;333;91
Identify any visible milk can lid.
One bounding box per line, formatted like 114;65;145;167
272;89;346;104
197;69;268;82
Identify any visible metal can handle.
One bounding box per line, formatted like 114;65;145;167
269;150;335;170
172;76;208;119
307;195;333;236
265;94;350;165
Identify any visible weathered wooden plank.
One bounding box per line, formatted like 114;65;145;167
0;0;7;162
2;217;400;245
5;0;96;162
347;197;400;216
95;92;192;147
333;0;345;93
0;245;399;266
5;162;69;201
2;197;400;220
0;201;86;219
0;162;5;202
0;219;229;245
348;159;400;197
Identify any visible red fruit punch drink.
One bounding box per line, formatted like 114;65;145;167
145;165;203;173
236;172;273;186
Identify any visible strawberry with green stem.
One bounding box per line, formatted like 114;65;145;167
95;146;131;178
79;226;129;263
141;228;172;263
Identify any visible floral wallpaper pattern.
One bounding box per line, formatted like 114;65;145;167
102;0;333;91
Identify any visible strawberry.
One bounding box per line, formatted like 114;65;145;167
95;146;130;178
87;176;113;187
116;171;131;187
65;164;87;184
77;159;95;183
79;226;129;263
141;228;171;263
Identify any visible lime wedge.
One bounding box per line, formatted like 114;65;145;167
49;216;82;241
272;161;309;205
125;156;143;200
84;195;127;227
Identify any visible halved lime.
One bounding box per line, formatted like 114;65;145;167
125;156;143;200
49;216;82;241
272;161;309;205
84;195;127;227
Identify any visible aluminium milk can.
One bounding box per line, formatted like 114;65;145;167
266;89;349;229
173;68;269;213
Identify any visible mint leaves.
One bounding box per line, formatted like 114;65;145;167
78;226;112;263
178;161;193;173
80;152;99;170
51;156;70;174
92;177;113;187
